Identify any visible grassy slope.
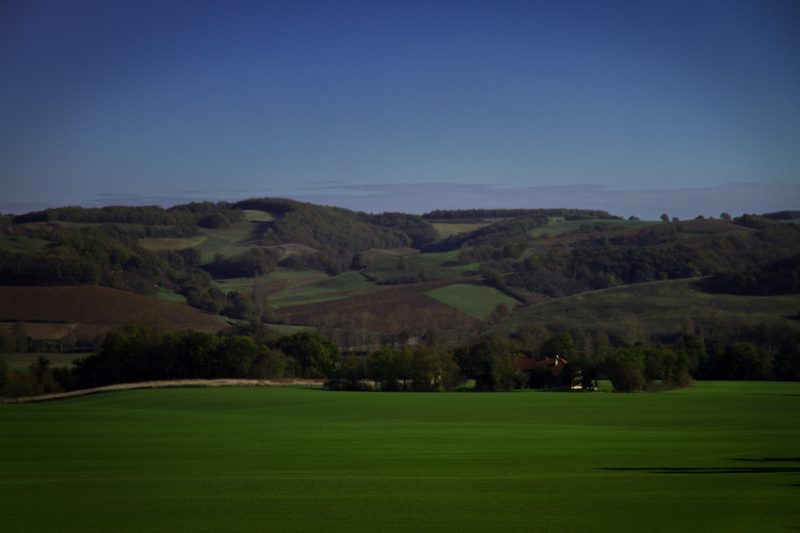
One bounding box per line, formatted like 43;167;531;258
138;234;207;252
1;382;798;532
196;220;261;262
493;278;800;336
426;281;520;320
0;235;51;254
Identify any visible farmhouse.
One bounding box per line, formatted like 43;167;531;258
515;354;584;389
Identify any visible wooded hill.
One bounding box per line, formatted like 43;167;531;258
1;200;798;363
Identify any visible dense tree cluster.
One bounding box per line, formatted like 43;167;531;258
12;202;243;229
361;212;439;248
3;318;799;398
700;254;800;295
500;223;800;297
422;208;617;220
235;198;416;271
203;249;279;278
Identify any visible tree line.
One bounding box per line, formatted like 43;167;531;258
3;319;798;398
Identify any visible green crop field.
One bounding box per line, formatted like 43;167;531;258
427;281;520;320
1;382;798;532
268;271;379;308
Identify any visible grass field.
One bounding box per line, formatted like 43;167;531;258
1;382;798;532
242;209;274;222
138;234;207;252
154;287;188;304
494;278;800;338
426;281;520;320
0;235;51;254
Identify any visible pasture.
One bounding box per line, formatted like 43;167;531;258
426;281;520;320
1;382;797;532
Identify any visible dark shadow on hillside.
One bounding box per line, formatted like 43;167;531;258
600;466;800;475
733;457;800;463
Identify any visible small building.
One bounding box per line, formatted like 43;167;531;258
514;354;584;389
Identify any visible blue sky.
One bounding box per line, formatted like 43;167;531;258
1;0;798;218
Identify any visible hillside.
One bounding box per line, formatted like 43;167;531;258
2;200;799;350
491;278;800;340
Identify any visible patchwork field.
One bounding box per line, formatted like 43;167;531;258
275;278;479;331
1;382;797;532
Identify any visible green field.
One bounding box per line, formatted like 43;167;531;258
1;382;798;532
138;234;207;252
427;281;520;320
0;235;51;254
268;271;379;308
154;287;188;304
495;278;800;338
242;209;274;222
432;221;492;239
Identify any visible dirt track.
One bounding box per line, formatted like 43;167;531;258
2;378;326;404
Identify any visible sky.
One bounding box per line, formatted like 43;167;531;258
1;0;798;218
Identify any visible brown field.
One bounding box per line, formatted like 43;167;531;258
0;285;227;338
276;278;480;332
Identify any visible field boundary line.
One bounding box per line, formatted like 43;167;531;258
2;378;326;404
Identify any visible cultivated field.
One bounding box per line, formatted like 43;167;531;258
0;285;227;338
275;278;479;331
1;382;797;532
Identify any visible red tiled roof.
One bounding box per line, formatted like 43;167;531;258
514;356;568;371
